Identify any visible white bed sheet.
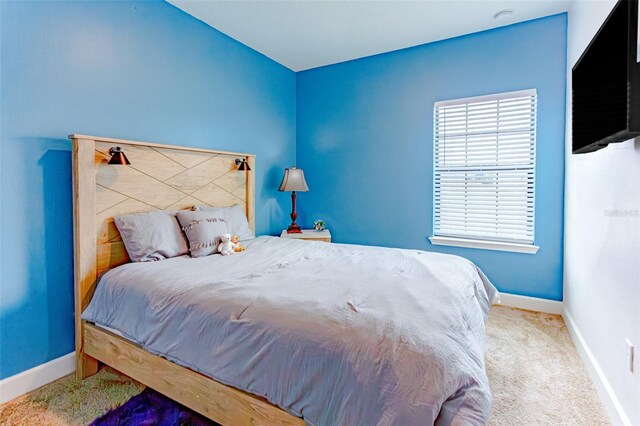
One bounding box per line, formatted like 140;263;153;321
83;236;497;425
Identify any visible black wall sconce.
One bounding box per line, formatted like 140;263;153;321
235;158;251;171
108;147;131;165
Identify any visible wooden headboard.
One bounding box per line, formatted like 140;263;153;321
71;134;255;324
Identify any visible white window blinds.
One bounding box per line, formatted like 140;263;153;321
433;89;537;245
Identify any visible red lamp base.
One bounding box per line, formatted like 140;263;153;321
286;223;302;234
286;191;303;234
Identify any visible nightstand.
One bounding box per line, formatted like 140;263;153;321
280;229;331;242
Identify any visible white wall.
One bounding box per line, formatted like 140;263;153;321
564;1;640;425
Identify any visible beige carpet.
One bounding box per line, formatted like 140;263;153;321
0;306;609;425
486;306;608;425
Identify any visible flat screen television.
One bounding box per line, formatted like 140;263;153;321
572;0;640;153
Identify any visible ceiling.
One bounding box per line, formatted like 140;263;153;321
167;0;571;72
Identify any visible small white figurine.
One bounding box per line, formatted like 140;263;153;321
217;233;237;256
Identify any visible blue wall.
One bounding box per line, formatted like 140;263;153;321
0;0;296;379
296;15;567;301
1;4;567;381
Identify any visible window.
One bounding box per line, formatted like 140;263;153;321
430;89;539;254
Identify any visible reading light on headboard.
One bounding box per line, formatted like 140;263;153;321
235;158;251;171
108;147;131;165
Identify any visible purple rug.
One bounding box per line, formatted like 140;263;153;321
91;388;219;426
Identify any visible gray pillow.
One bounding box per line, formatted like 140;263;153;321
114;210;189;262
176;210;229;258
193;204;254;240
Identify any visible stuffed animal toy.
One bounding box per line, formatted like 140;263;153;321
217;233;237;256
231;235;246;252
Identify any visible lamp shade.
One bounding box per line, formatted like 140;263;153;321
235;158;251;171
278;167;309;192
108;147;131;165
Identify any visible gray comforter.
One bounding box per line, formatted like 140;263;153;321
82;236;497;425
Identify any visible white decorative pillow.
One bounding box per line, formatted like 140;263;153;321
114;210;189;262
176;210;229;258
194;204;254;240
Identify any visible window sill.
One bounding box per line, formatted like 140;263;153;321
428;236;539;254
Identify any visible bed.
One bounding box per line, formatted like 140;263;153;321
71;134;497;425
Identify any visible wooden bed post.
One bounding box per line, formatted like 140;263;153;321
72;136;99;379
247;156;256;233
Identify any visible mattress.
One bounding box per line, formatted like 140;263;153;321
82;236;497;425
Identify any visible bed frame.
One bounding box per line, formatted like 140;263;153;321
71;134;303;425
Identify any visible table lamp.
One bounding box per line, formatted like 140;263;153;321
278;166;309;233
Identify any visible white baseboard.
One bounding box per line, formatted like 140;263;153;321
494;292;563;315
0;352;75;404
563;309;630;426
